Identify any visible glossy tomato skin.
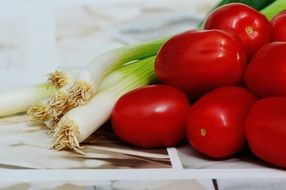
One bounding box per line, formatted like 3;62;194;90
204;3;271;58
244;42;286;97
272;10;286;41
111;85;190;148
155;29;246;99
187;86;257;159
246;97;286;168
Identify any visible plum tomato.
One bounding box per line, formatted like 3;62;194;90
204;3;271;58
246;97;286;168
155;29;246;99
187;86;257;159
271;10;286;41
111;85;190;148
244;42;286;97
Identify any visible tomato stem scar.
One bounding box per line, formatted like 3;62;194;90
200;128;207;136
245;26;255;37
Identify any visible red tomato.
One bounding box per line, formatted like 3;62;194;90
244;42;286;97
246;97;286;168
155;30;246;99
187;86;257;159
111;85;190;148
272;10;286;41
204;3;271;58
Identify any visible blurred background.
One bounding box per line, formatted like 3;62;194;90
0;0;216;87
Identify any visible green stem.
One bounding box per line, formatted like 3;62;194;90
261;0;286;20
98;57;156;91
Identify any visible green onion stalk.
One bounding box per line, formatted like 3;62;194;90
67;37;166;106
0;70;74;118
43;58;154;130
261;0;286;20
31;38;167;128
26;70;78;125
0;83;55;117
53;56;156;154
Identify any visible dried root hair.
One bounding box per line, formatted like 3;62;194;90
47;70;69;89
67;80;95;107
48;91;71;121
52;117;84;154
27;103;50;124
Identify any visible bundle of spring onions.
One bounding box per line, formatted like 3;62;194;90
27;37;167;128
0;0;284;154
53;56;156;154
0;70;72;117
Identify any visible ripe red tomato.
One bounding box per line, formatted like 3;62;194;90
271;10;286;41
155;30;246;99
204;3;271;58
111;85;190;148
244;42;286;97
246;97;286;168
187;86;257;159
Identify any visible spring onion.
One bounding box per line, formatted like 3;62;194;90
0;69;76;118
28;61;146;127
47;70;75;89
96;61;147;91
0;83;55;117
261;0;286;20
40;38;167;128
28;59;153;127
70;37;166;105
26;70;78;124
52;56;156;154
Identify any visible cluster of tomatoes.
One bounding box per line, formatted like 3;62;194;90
111;3;286;168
